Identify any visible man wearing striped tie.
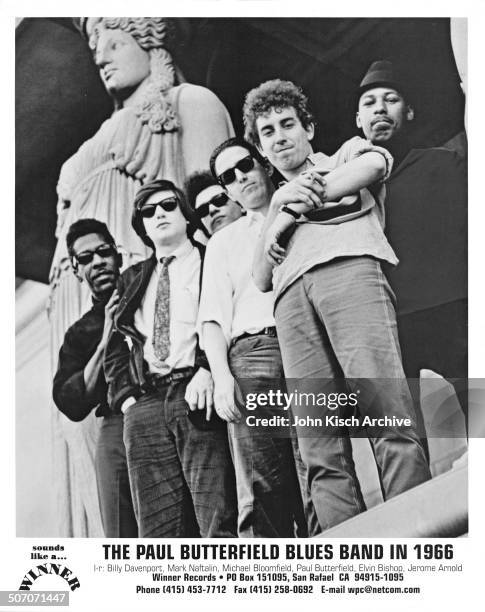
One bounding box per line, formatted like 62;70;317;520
104;179;237;538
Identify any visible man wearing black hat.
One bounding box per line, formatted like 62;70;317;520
356;60;467;412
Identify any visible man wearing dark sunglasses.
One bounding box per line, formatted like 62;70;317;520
186;171;243;236
104;179;237;538
198;137;310;538
53;218;138;538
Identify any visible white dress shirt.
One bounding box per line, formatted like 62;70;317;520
134;239;200;374
198;211;276;346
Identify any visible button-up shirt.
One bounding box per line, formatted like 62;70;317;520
272;136;398;301
198;211;275;346
134;239;200;374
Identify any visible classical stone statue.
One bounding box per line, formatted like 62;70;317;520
48;17;234;536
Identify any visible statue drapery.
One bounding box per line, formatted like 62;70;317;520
49;17;234;536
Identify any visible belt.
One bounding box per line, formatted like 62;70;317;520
145;366;195;390
236;326;277;342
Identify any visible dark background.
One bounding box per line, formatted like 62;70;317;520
16;17;464;283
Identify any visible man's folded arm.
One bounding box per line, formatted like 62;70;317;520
53;368;98;422
53;329;105;422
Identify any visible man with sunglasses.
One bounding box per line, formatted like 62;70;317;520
186;171;243;237
104;179;237;538
53;218;138;538
198;137;310;538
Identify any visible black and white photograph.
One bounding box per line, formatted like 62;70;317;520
5;2;485;610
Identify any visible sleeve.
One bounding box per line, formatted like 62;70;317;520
439;148;466;195
103;328;139;413
333;136;394;181
197;235;234;347
52;324;103;422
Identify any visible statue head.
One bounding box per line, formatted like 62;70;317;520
80;18;179;132
82;18;175;51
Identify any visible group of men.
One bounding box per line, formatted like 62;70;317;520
53;60;466;538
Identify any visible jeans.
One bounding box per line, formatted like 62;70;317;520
228;334;309;537
123;379;237;537
274;256;431;531
95;414;138;537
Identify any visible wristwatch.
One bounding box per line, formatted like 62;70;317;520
280;205;301;220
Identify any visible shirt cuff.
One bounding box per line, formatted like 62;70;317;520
121;396;137;414
351;140;394;181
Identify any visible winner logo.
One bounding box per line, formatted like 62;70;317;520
19;564;80;591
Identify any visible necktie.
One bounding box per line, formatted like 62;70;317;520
152;255;175;366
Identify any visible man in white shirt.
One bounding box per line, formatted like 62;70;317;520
199;137;311;537
104;179;237;538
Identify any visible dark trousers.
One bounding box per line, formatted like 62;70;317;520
228;334;309;537
123;379;237;538
95;414;138;538
398;299;468;414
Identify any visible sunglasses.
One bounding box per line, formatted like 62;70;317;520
217;156;255;186
195;192;229;219
74;243;116;266
139;197;179;218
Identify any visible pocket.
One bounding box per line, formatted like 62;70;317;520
174;284;199;324
376;261;397;308
229;335;262;365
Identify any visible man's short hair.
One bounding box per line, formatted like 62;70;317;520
131;179;202;248
185;171;217;210
209;137;268;183
243;79;315;146
66;218;116;259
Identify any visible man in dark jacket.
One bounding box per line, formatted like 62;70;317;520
356;60;467;413
104;179;237;538
53;218;137;537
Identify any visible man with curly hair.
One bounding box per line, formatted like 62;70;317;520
247;79;431;532
243;80;315;177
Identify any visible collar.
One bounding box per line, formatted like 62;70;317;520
155;238;193;267
91;288;116;310
91;295;106;311
277;152;328;187
246;210;266;227
307;151;328;167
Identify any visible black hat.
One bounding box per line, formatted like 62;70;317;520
358;60;404;97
